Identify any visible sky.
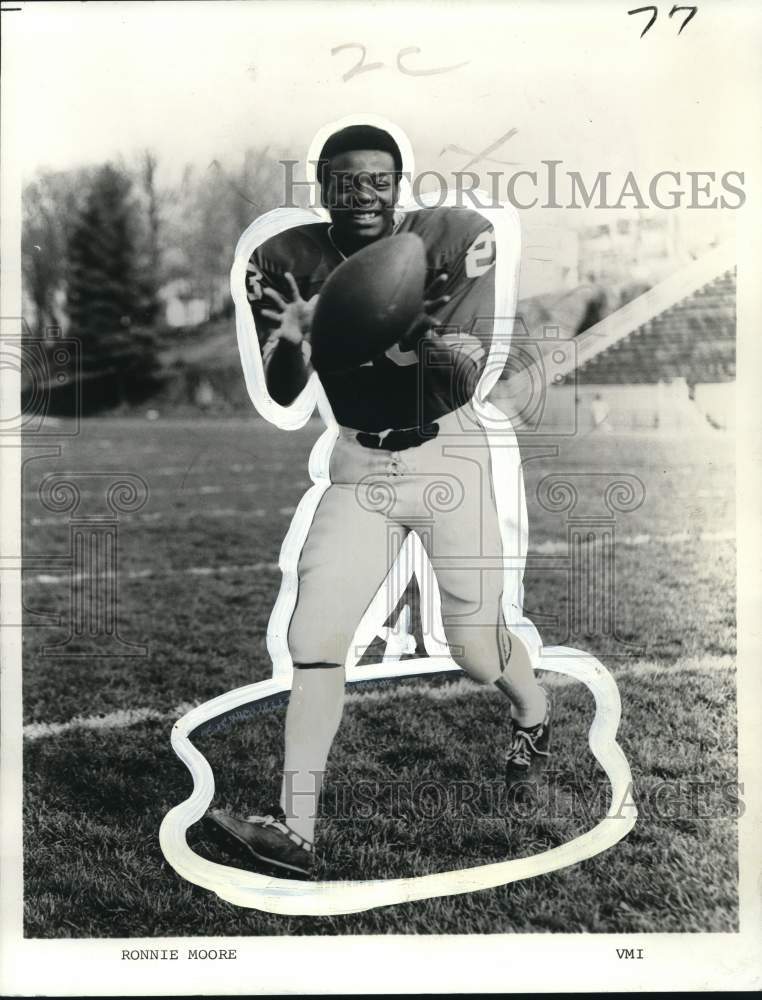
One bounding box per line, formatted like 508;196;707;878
1;0;756;273
6;0;757;186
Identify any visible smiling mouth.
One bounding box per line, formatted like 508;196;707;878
349;210;381;223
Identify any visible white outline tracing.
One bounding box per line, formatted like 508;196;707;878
159;116;636;915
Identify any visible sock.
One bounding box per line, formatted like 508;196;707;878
495;675;546;725
279;664;345;844
493;626;547;727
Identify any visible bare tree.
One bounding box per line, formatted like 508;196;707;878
22;169;93;335
162;148;287;317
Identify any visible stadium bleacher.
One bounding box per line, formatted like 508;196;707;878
495;248;736;433
570;270;736;385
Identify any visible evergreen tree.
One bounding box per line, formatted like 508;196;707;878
66;164;162;410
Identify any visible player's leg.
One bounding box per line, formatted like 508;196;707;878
206;480;403;874
429;563;547;726
278;663;345;844
281;477;406;842
494;595;548;727
422;504;551;781
413;424;550;775
483;427;549;726
412;435;536;679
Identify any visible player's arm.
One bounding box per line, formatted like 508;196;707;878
249;260;317;406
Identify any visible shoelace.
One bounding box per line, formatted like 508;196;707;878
506;727;548;768
246;813;314;853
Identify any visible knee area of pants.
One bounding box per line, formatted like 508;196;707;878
292;649;345;669
450;655;501;686
287;622;348;669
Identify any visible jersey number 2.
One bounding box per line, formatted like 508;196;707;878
465;231;496;278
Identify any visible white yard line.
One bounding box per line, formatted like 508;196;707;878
27;502;733;531
23;481;277;501
23;705;196;740
532;529;735;553
27;507;278;526
23;654;733;741
25;462;285;480
24;529;735;585
29;561;280;585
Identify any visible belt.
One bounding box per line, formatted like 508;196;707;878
355;422;440;451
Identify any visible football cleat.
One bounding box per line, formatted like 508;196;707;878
505;689;552;786
203;808;315;879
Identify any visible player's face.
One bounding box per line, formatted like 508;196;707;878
323;150;399;246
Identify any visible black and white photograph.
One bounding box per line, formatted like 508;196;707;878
1;1;760;995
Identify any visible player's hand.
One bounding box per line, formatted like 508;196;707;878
260;272;318;345
423;272;452;321
398;273;451;350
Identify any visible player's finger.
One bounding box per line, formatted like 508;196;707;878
424;293;451;314
262;287;288;309
426;273;449;297
260;308;282;322
284;272;302;302
398;313;432;350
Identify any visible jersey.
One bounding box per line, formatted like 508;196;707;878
247;207;497;431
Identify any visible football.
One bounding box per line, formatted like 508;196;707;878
309;232;427;375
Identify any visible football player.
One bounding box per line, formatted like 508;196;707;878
205;124;551;879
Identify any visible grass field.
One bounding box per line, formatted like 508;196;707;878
21;417;737;936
